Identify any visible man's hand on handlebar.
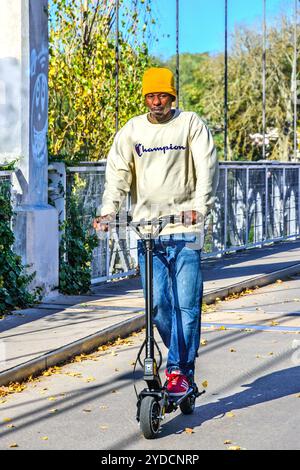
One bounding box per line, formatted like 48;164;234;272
93;214;114;232
93;211;201;231
180;210;200;227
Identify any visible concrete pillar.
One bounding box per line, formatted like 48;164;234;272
0;0;58;295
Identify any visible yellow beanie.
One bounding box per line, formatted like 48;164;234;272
142;67;177;98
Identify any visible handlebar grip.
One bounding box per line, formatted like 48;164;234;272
98;213;182;227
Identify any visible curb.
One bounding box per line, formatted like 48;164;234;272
203;262;300;304
1;262;300;387
0;314;145;386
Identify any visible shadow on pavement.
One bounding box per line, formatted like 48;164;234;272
160;365;300;438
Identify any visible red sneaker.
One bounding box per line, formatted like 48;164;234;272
165;370;190;397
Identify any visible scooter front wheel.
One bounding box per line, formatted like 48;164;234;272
139;396;161;439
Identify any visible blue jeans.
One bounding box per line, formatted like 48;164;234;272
138;233;203;380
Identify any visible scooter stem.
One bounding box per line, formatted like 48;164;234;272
145;238;154;359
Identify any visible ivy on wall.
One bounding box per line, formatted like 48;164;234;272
0;179;41;315
58;191;98;295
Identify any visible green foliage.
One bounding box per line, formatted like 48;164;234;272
48;0;155;162
0;182;40;314
59;190;98;295
0;160;19;171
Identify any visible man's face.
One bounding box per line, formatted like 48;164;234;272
144;93;174;119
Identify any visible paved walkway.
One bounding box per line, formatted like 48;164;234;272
1;240;300;385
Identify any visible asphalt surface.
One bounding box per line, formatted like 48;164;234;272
1;277;300;450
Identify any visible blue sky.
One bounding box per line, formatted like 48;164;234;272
148;0;295;59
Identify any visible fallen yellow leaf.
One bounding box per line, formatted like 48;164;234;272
49;409;58;413
48;397;56;401
3;417;12;423
9;443;18;448
226;411;235;418
185;427;194;434
42;367;61;376
202;380;208;388
230;348;236;352
219;326;227;331
73;353;95;362
227;446;241;451
224;440;232;444
200;339;208;346
270;321;279;326
65;372;82;378
41;436;48;441
6;424;15;429
84;377;96;383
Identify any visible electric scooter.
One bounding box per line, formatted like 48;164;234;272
102;214;205;439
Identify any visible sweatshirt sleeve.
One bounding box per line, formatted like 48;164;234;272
189;114;219;219
96;124;134;216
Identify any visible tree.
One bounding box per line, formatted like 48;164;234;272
48;0;155;162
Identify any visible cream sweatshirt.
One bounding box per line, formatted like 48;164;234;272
97;109;219;244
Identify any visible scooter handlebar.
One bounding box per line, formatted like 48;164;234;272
99;213;182;228
98;213;183;239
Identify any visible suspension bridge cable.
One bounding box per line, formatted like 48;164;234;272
224;0;228;161
293;0;298;160
262;0;266;159
176;0;180;109
115;0;119;134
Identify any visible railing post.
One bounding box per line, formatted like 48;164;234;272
246;166;249;246
283;166;286;238
265;166;268;241
106;232;110;279
224;166;228;250
299;167;300;234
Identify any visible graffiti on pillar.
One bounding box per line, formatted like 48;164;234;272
30;45;48;166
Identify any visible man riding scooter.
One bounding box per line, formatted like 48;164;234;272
94;67;219;398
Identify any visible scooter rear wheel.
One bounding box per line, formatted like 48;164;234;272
180;395;195;415
139;396;161;439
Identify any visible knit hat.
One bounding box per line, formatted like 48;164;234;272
142;67;177;98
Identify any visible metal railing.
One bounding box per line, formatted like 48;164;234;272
203;161;300;257
0;170;13;231
60;161;300;283
63;163;138;284
0;170;12;187
0;170;13;204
